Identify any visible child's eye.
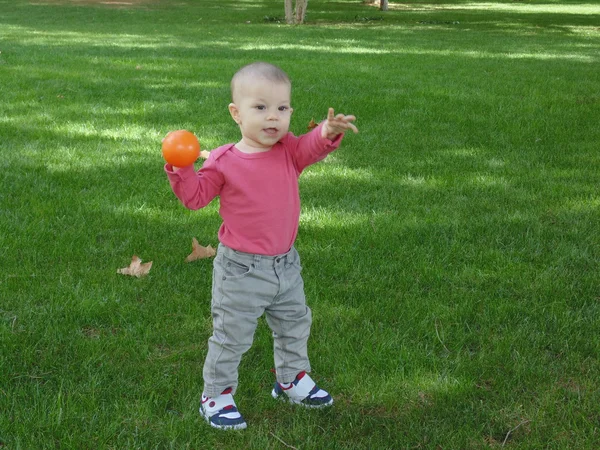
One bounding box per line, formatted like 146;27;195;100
255;105;266;111
279;106;289;111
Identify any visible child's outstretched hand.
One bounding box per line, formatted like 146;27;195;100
321;108;358;140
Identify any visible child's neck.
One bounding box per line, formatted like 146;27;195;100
235;139;272;154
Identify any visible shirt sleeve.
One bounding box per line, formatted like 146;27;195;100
164;153;224;210
287;122;344;173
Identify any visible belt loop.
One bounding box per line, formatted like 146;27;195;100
253;254;261;268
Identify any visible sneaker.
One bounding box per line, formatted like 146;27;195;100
271;371;333;408
199;388;247;430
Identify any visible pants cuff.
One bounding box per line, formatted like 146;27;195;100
276;366;311;384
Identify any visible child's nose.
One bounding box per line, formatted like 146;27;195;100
266;108;279;120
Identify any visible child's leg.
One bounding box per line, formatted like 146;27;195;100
203;248;268;398
265;247;312;385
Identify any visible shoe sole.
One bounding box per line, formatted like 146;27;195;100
271;389;334;408
199;407;248;430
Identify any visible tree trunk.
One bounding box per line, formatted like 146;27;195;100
380;0;388;11
284;0;294;24
295;0;308;24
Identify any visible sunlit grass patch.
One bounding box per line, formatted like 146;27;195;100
239;42;394;54
383;2;600;14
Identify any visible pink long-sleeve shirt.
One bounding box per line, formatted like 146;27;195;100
165;123;343;256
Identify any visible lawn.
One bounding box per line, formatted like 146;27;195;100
1;0;599;448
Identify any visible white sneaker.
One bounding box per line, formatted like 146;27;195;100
271;371;333;408
199;388;247;430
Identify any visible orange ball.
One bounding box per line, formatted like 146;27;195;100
161;130;200;167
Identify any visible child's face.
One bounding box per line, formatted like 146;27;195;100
229;78;293;150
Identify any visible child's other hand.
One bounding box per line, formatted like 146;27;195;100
321;108;358;140
172;150;209;171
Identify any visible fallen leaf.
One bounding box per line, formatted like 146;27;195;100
117;255;152;277
186;238;216;262
199;150;211;159
307;118;317;130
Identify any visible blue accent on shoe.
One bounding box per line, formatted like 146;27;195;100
303;385;333;407
200;404;247;430
199;390;247;430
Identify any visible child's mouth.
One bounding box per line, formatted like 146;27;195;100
263;128;278;136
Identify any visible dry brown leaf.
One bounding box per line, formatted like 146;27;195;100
307;118;317;130
199;150;211;159
117;255;152;277
185;238;216;262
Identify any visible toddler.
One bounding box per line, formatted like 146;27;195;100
165;62;358;430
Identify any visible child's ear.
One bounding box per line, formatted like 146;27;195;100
228;103;241;124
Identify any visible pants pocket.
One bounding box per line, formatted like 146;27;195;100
222;254;254;279
285;247;302;272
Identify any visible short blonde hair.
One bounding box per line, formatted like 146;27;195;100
231;62;291;102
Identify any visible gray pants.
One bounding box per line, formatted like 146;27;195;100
203;244;312;397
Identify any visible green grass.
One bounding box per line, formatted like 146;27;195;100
1;0;600;447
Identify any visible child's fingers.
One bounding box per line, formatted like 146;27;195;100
334;115;358;134
327;108;358;134
347;122;359;134
334;113;356;123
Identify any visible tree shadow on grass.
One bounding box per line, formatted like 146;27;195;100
2;0;599;37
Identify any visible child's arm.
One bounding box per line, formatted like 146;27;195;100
165;154;224;210
289;108;358;172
